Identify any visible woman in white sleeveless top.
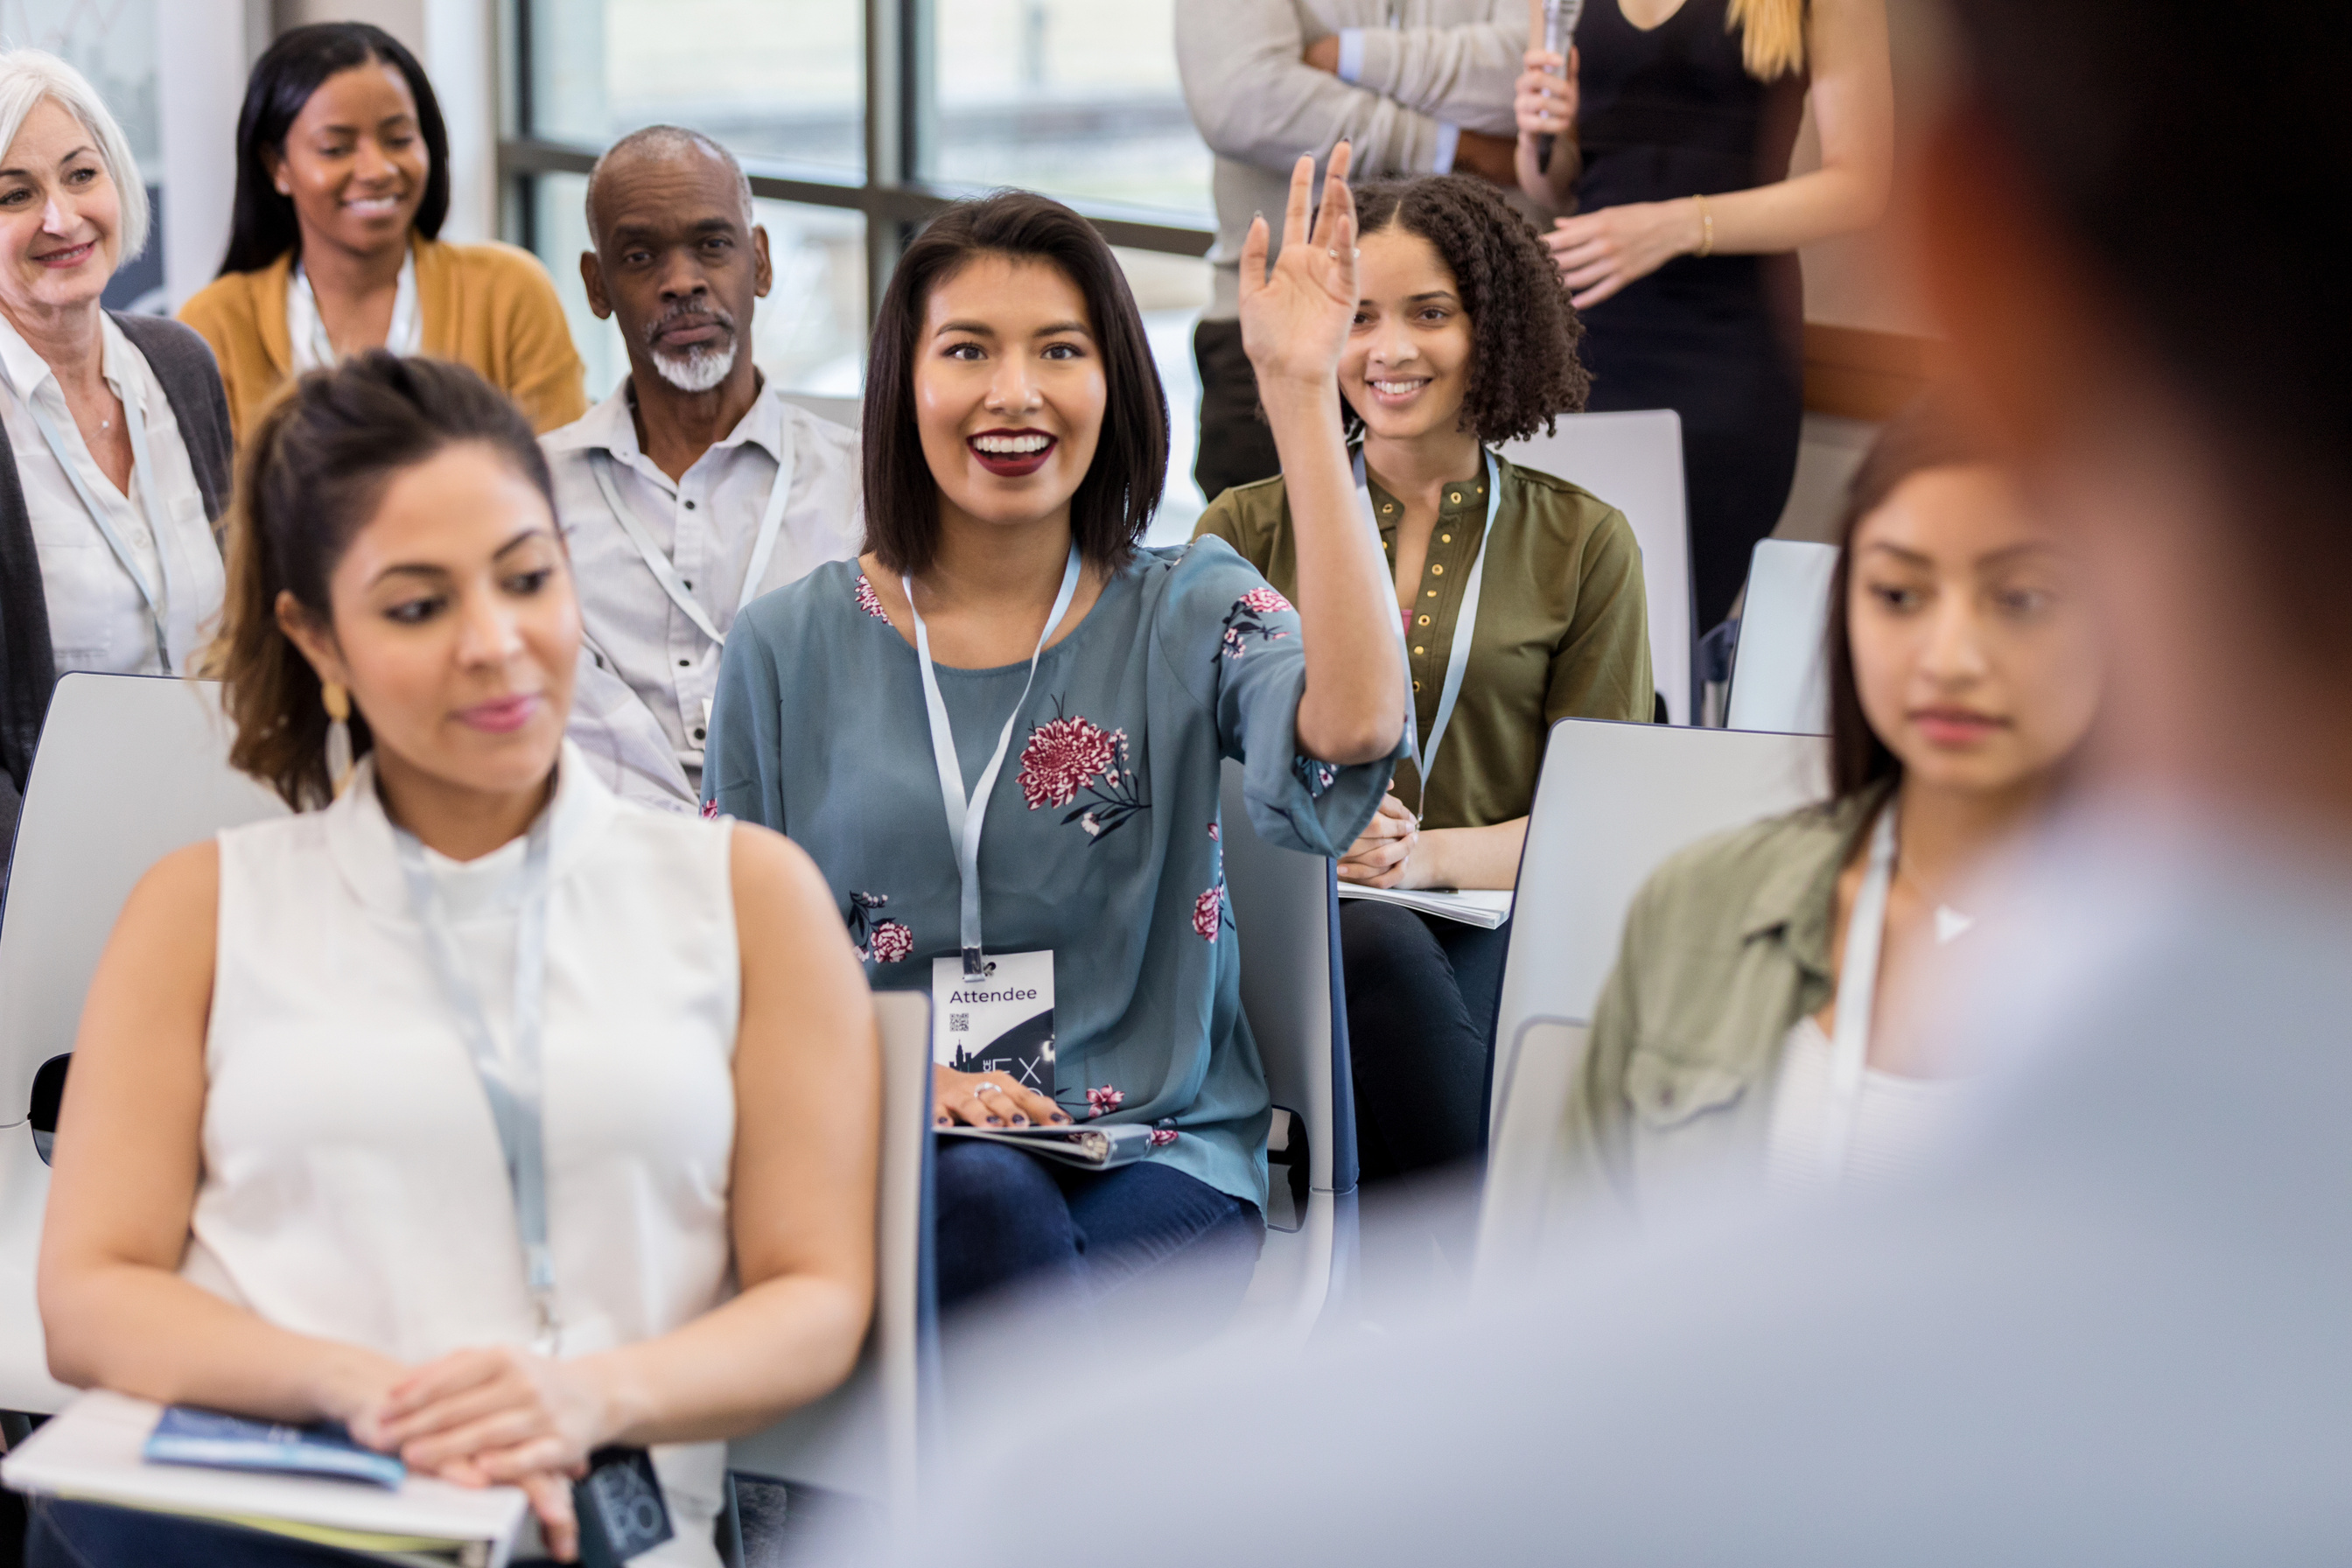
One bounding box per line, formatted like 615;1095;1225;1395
34;354;878;1566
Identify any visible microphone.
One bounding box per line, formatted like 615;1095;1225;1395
1536;0;1581;174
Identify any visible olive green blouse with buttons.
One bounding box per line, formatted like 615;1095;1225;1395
1558;782;1893;1218
1193;452;1654;830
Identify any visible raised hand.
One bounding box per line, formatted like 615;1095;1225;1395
1237;141;1360;392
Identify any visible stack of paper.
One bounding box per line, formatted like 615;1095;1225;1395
1335;886;1515;929
2;1391;529;1567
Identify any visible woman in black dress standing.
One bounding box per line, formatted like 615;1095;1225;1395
1514;0;1891;634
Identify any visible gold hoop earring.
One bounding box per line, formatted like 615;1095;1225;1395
321;681;355;800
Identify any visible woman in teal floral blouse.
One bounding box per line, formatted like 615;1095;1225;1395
706;151;1406;1317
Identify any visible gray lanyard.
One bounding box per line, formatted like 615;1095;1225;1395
905;545;1082;979
589;438;795;648
1357;447;1494;814
26;380;176;670
1819;804;1898;1182
392;810;561;1348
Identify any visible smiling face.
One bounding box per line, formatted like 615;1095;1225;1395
1848;465;2103;798
1339;221;1474;445
0;97;122;319
267;60;428;261
280;442;579;802
584;140;771;397
913;252;1107;534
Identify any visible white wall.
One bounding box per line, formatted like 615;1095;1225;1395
158;0;272;305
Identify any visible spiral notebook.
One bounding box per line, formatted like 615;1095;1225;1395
2;1391;528;1568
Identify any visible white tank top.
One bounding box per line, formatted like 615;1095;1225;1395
188;743;739;1564
1763;1016;1964;1198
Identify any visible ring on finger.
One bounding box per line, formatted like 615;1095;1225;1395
974;1082;1003;1096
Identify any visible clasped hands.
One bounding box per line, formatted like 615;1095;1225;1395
336;1344;617;1560
1339;792;1433;891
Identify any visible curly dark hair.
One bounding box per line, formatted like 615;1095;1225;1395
1342;176;1589;445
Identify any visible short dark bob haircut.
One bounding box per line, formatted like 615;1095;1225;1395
1823;396;1992;801
206;354;552;810
219;24;451;277
1344;176;1589;445
861;191;1167;577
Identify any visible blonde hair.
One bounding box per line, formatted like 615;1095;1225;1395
0;49;150;260
1726;0;1808;80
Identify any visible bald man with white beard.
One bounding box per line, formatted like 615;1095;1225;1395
550;125;861;812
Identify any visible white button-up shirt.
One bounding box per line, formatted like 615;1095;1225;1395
0;312;222;676
546;377;862;812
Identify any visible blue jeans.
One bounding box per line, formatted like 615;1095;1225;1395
23;1497;567;1567
932;1140;1264;1317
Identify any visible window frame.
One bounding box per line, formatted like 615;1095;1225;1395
498;0;1214;324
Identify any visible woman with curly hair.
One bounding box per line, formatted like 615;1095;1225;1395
1195;173;1652;1185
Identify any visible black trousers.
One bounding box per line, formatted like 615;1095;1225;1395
1191;318;1283;505
1340;901;1515;1185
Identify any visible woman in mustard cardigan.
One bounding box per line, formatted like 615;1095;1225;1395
179;24;585;441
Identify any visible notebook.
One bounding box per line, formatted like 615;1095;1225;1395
2;1391;529;1568
1336;885;1515;929
936;1122;1156;1169
144;1406;406;1489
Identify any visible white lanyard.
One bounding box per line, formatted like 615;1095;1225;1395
1357;447;1495;814
906;545;1082;979
26;379;177;670
393;809;562;1350
1818;803;1897;1183
588;434;796;648
288;250;421;371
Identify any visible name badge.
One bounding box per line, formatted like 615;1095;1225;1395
931;949;1055;1098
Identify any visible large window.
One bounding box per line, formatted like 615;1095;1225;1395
502;0;1215;519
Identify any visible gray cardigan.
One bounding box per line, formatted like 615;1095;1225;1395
0;313;234;888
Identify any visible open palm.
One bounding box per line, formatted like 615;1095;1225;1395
1238;141;1360;389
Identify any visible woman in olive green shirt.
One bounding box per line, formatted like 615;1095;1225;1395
1197;175;1653;1184
1562;402;2105;1221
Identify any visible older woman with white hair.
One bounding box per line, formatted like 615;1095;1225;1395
0;50;234;880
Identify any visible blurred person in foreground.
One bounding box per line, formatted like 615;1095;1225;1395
1563;402;2101;1221
901;1;2352;1560
550;126;861;814
1176;0;1528;502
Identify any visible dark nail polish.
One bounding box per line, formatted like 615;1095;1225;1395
1011;1115;1030;1126
1052;1113;1071;1124
985;1116;1004;1127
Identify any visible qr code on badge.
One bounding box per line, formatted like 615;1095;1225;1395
950;1012;969;1032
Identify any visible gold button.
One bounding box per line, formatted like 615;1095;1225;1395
1413;646;1424;655
1417;614;1431;626
1431;564;1444;575
1382;503;1394;514
1425;589;1437;598
1440;533;1452;543
1448;492;1461;503
1412;680;1423;692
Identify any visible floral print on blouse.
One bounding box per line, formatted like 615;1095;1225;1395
703;536;1401;1211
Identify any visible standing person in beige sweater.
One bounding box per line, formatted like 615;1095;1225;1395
1176;0;1527;502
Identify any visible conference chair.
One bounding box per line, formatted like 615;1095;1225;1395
1725;538;1838;736
0;675;287;1420
777;390;861;431
723;989;936;1560
1477;720;1828;1280
1499;410;1696;724
1215;759;1358;1342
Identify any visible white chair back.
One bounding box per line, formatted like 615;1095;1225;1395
1473;1017;1586;1284
726;989;934;1522
1726;539;1838;736
0;675;285;1414
1478;721;1830;1286
776;391;862;431
1489;719;1829;1124
1499;410;1693;724
1215;760;1355;1342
